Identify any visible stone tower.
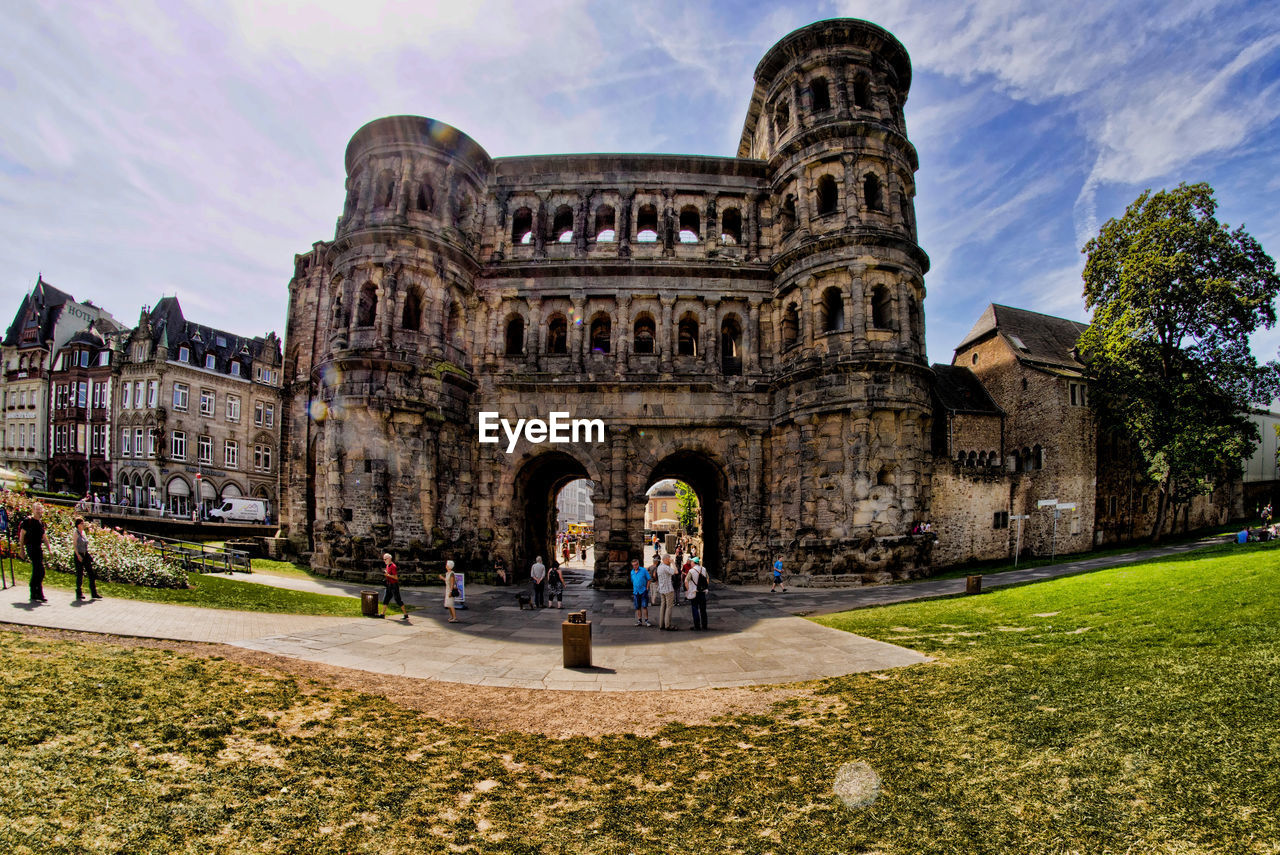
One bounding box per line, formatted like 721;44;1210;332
280;18;933;586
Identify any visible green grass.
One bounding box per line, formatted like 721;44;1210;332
7;559;363;617
1;543;1277;853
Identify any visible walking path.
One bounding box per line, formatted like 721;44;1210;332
0;535;1224;691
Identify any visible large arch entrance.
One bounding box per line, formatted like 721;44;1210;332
645;450;729;579
512;451;591;581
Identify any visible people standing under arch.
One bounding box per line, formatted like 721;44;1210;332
530;555;547;608
687;557;709;631
630;557;652;627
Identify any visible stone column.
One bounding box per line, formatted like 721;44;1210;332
747;195;760;261
796;171;811;233
484;296;501;366
534;196;548;257
493;191;510;261
575;190;590;256
843;155;857;225
705;199;718;251
571;293;586;371
748;429;763;525
395;159;412;223
527;296;542;369
895;279;911;350
660;296;675;373
835;61;852;119
747;299;761;372
802;277;816;350
704;298;719;371
379;267;396;343
849;264;868;341
615;293;631;375
618;187;634;258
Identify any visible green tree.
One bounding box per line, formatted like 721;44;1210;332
675;481;700;534
1079;182;1280;542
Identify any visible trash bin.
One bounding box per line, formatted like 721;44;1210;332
562;619;592;668
360;590;379;616
965;575;982;595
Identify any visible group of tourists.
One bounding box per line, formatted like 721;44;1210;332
376;551;460;622
528;555;566;608
18;502;103;603
629;553;710;630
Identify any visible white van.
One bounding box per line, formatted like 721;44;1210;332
209;498;268;524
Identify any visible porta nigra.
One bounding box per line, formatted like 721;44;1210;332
279;18;934;586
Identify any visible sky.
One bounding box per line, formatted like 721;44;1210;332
3;0;1279;364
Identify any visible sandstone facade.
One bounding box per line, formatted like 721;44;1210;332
280;18;934;586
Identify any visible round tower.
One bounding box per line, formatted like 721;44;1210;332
309;116;492;581
743;19;934;580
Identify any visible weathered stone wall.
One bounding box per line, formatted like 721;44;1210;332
930;461;1013;566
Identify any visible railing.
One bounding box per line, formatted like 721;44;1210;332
132;533;251;574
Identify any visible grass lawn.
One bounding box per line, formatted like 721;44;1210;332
6;559;364;617
1;543;1277;853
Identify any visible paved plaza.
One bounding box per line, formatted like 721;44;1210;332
0;537;1219;691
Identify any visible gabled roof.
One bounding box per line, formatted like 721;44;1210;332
932;364;1004;415
4;276;74;347
141;295;278;369
956;304;1087;373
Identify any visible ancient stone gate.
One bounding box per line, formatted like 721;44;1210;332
279;18;934;586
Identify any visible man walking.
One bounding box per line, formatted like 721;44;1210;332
630;557;652;627
770;555;787;592
687;557;709;631
530;555;547;608
19;503;50;603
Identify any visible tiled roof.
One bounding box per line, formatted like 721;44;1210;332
143;296;279;371
956;304;1087;373
932;364;1003;415
3;276;74;347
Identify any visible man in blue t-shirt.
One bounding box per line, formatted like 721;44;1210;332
770;556;787;593
630;557;652;627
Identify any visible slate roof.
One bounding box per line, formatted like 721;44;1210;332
955;304;1087;374
932;364;1003;415
142;296;280;373
3;276;74;347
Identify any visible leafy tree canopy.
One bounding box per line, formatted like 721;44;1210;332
674;481;700;534
1078;182;1280;540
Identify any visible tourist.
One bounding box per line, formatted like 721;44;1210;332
19;503;50;603
630;557;652;627
687;557;709;631
770;555;787;593
530;555;547;608
656;554;677;630
493;556;508;585
72;517;102;601
443;559;460;623
379;552;405;618
547;560;565;609
1237;526;1250;545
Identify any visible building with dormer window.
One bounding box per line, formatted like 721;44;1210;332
113;296;282;518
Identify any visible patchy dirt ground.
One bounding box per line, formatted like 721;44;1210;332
2;623;825;738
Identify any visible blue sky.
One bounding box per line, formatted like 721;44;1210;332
3;0;1279;364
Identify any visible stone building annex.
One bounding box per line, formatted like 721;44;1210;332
280;18;932;587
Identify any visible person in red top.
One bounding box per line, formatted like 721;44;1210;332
379;552;407;618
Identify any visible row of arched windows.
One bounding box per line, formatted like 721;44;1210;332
778;284;916;348
812;172;885;217
511;204;746;247
773;71;877;136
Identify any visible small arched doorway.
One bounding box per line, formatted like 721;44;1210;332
645;449;729;579
512;451;592;581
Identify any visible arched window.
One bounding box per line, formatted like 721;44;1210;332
633;315;656;354
775;101;790;132
401;287;422;331
413;181;434;213
816;175;839;216
720;315;742;376
871;285;892;329
966;451;977;468
512;208;533;245
504;316;525;356
356;283;377;328
546;315;568;354
821;286;844;332
589;314;611;353
811;77;831;112
781;303;799;349
1033;445;1044;470
552;205;574;243
376;170;396;208
677;315;699;356
779;194;797;234
594;206;616;242
907;298;920;342
636;205;658;242
864;173;884;211
445;302;464;350
679;206;700;243
720;208;742;245
1021;447;1033;473
900;194;913;230
853;75;871;109
345;178;360;217
978;451;988;467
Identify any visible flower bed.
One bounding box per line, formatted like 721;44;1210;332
2;491;188;589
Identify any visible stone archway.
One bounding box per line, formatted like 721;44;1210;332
645;449;731;580
511;451;591;581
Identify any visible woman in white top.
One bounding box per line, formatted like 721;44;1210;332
442;559;459;623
